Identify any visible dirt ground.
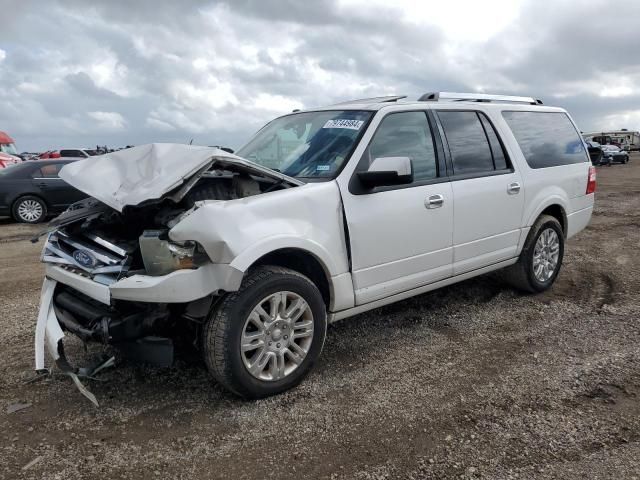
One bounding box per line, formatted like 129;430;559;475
1;158;639;480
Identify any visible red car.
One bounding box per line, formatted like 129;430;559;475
38;150;61;159
0;131;21;168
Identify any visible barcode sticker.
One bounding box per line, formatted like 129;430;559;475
322;119;364;130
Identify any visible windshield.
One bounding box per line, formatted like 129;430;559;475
236;110;372;178
0;143;18;155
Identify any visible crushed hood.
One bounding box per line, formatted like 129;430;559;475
59;143;303;212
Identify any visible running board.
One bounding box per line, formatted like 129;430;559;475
328;257;518;322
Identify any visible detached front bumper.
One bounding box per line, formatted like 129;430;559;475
35;277;65;371
44;262;243;305
34;262;244;403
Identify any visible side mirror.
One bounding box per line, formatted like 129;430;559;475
357;156;413;189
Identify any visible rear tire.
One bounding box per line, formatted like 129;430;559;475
502;215;564;293
202;265;327;399
12;195;47;223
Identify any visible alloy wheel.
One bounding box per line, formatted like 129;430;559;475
17;199;43;222
533;228;560;282
241;291;314;381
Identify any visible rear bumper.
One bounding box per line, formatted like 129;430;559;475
567;205;593;239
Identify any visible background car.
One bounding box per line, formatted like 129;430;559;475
59;148;100;158
601;144;629;164
38;150;61;159
0;160;87;223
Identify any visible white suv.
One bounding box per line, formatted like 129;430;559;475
35;92;595;403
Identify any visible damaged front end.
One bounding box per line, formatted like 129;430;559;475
33;144;301;404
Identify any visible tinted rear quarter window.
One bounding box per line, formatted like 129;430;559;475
502;111;588;168
35;164;63;177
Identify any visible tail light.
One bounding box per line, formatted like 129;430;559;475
586;166;596;194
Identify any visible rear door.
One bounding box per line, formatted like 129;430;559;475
338;110;454;305
500;110;593;238
435;110;525;274
31;163;85;209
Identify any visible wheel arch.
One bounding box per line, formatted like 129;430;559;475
249;247;332;309
539;204;567;237
525;196;569;238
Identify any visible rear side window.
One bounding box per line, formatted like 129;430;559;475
437;111;510;175
32;164;63;178
478;113;508;170
502;111;589;168
438;111;493;175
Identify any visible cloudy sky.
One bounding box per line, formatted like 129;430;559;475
1;0;640;152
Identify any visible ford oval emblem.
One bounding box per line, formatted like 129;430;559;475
72;249;97;268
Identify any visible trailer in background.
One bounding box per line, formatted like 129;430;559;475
583;129;640;151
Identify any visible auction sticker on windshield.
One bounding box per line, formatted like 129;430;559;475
323;119;364;130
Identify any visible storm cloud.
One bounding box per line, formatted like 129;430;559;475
1;0;639;151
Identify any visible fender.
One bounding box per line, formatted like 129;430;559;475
168;180;353;309
230;237;356;312
229;235;343;276
523;191;569;229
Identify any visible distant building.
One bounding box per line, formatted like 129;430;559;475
583;129;640;151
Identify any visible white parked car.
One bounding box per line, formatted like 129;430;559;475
34;92;595;403
58;148;101;158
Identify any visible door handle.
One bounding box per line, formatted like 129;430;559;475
36;182;48;188
425;194;444;209
507;182;521;195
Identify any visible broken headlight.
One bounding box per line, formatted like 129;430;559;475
139;230;207;276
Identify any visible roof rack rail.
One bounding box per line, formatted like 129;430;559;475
332;95;408;105
418;92;543;105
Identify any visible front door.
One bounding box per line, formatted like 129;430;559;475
338;110;454;305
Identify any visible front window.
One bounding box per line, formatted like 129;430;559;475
0;143;18;155
236;110;373;178
364;111;438;181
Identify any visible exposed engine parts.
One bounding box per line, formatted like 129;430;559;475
38;169;285;285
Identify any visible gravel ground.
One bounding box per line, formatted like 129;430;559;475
1;158;639;480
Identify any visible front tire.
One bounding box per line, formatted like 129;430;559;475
503;214;564;293
202;265;327;399
12;195;47;223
